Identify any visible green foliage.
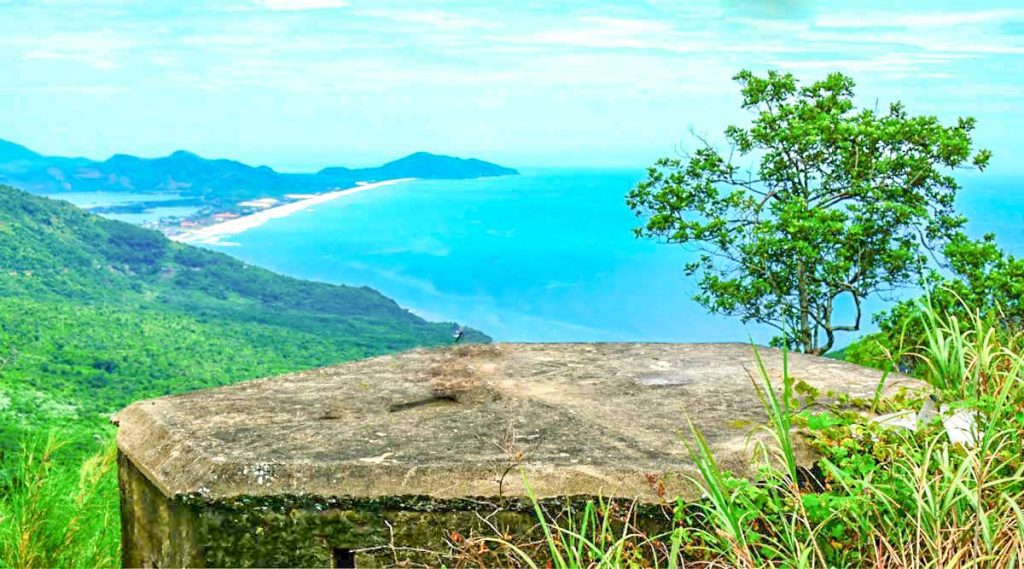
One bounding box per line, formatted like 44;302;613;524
0;434;119;569
0;297;398;444
836;331;893;371
934;232;1024;323
464;492;680;568
749;345;798;483
0;185;482;452
852;233;1024;374
682;304;1024;567
0;184;486;565
506;304;1023;567
627;70;990;354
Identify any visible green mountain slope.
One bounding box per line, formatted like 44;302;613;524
0;185;486;453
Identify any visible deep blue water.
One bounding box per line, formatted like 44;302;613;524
193;169;1023;344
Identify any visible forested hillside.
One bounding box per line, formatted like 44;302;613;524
0;185;485;455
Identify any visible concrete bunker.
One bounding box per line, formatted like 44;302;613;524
115;343;919;567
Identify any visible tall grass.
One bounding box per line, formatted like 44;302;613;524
498;300;1024;568
0;433;119;568
461;482;680;568
870;300;1024;567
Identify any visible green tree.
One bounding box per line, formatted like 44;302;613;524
627;70;991;354
845;233;1024;370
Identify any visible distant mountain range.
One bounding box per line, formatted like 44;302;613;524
0;139;517;209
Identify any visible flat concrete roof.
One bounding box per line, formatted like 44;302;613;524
116;343;923;504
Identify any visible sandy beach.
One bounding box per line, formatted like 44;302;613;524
170;178;414;246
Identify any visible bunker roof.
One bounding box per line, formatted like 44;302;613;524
116;343;923;504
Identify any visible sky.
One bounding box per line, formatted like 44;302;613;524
1;0;1023;172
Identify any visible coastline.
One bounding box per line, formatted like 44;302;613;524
169;178;414;246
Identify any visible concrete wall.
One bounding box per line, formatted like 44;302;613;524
119;452;674;567
119;453;203;567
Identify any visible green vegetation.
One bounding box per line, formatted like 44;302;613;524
0;436;118;569
845;233;1024;375
474;301;1023;567
475;69;1024;567
2;66;1022;566
0;184;483;445
10;298;1022;567
627;70;990;354
0;185;484;565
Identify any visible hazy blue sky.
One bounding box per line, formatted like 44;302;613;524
2;0;1023;171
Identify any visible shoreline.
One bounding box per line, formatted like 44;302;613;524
169;178;414;246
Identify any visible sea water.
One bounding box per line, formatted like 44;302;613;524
50;191;199;225
190;169;1024;343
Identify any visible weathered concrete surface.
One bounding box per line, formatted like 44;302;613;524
116;343;924;566
119;454;202;568
117;343;921;502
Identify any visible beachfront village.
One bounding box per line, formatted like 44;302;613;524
162;180;409;244
154;195;280;236
155;189;348;240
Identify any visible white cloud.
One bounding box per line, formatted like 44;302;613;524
14;31;134;70
0;84;128;95
182;34;262;47
816;9;1024;29
183;46;737;100
497;15;806;56
357;9;492;31
23;50;118;69
252;0;347;11
499;16;710;52
151;54;179;67
799;29;1024;55
730;17;808;33
958;84;1024;97
770;53;947;74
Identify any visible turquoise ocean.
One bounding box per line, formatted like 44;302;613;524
184;169;1024;344
60;168;1024;344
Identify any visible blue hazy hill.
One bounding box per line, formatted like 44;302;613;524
0;139;517;208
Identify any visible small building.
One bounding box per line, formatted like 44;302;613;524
115;343;918;567
238;198;280;209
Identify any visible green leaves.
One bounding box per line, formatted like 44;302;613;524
863;233;1024;373
0;184;474;469
627;69;990;354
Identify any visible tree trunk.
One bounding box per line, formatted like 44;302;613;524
797;260;813;353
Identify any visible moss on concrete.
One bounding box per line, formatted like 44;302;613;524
123;451;675;567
